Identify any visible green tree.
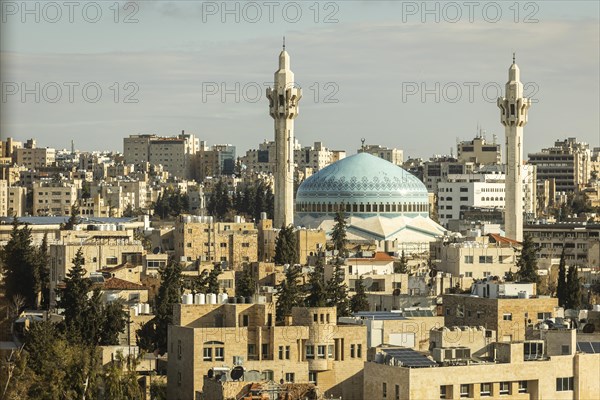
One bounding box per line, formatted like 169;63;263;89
516;234;540;284
56;248;95;344
331;210;348;258
275;265;304;321
61;203;80;230
103;352;143;400
565;265;582;310
37;233;51;309
1;218;42;308
236;267;256;298
100;300;128;346
137;260;182;354
350;276;370;313
326;263;350;317
395;250;409;274
274;225;298;265
556;247;567;308
306;257;327;307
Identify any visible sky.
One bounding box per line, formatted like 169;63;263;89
1;0;599;159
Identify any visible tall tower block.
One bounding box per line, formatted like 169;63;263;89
267;44;302;228
497;56;531;242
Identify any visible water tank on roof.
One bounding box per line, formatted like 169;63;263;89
518;291;530;299
143;304;150;314
237;296;245;304
207;293;217;304
593;305;600;312
218;292;228;304
182;294;193;304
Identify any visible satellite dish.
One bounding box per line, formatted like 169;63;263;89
153;247;160;254
393;288;401;296
231;366;244;381
363;278;373;290
207;369;214;379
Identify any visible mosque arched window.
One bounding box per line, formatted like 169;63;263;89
359;203;365;212
346;203;351;213
328;203;333;213
386;203;391;212
392;204;397;212
353;204;358;213
366;204;371;212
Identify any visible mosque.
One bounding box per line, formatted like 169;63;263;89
294;152;446;253
268;43;445;253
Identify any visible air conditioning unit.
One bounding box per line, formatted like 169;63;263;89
455;347;471;359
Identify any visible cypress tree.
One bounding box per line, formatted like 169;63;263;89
331;210;348;258
395;250;409;274
275;264;303;321
306;257;327;307
236;267;256;298
556;247;567;307
516;234;540;284
153;260;183;353
350;276;370;313
565;265;581;310
326;262;350;317
274;225;298;265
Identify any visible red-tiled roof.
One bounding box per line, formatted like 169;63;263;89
102;277;147;291
488;233;522;246
347;252;394;262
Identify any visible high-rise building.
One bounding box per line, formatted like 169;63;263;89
196;144;236;180
528;138;591;193
497;56;531;242
266;44;301;228
14;139;56;169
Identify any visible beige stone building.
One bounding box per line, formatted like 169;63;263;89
48;230;145;306
363;342;600;400
443;294;558;342
173;215;258;266
358;144;403;166
456;135;501;165
32;181;79;216
14;139;56;169
168;304;366;400
431;235;520;280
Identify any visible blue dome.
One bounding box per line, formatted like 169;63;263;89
296;153;429;216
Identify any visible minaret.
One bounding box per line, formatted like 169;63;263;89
497;55;531;242
267;40;302;228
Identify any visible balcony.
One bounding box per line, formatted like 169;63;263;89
307;358;331;371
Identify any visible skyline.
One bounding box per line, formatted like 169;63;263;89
1;1;599;158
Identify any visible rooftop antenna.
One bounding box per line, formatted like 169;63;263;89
360;138;366;150
282;36;285;50
513;52;516;64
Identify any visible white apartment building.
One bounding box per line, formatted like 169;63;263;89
437;165;536;227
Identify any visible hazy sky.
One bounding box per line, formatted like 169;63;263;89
1;1;599;159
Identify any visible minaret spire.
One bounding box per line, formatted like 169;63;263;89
267;44;302;228
513;52;516;64
497;55;532;242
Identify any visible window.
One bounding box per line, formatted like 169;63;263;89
203;347;212;361
220;242;227;248
260;370;274;381
439;385;447;399
556;377;573;391
537;312;551;320
503;313;512;321
518;381;528;393
465;272;473;278
395;384;400;400
383;382;387;398
308;372;317;384
215;347;224;361
328;345;334;358
261;344;268;359
524;341;543;360
177;340;182;360
456;304;465;318
357;344;362;358
285;372;295;383
317;345;326;359
464;255;473;264
460;196;468;201
247;344;256;359
480;383;491;396
460;384;469;398
350;344;355;358
242;315;249;326
499;382;510;395
561;345;570;355
306;345;314;359
479;255;493;263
